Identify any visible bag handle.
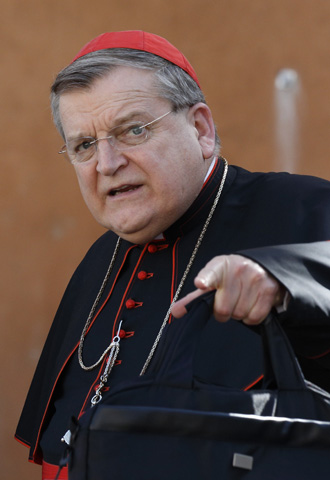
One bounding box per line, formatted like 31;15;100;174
154;291;308;392
261;313;306;390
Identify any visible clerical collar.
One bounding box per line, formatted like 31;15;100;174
204;157;217;183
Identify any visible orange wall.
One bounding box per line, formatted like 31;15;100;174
2;1;330;478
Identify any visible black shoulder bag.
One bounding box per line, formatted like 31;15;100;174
67;293;330;479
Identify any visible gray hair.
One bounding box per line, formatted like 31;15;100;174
50;49;220;153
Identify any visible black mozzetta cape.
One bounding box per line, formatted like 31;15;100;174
16;159;330;464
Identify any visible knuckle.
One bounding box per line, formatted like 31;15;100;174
262;281;279;299
247;311;263;324
214;311;231;323
206;255;223;269
247;303;271;325
243;310;265;325
230;256;261;279
230;257;248;276
250;268;267;286
233;307;246;320
243;316;262;326
214;299;232;320
216;304;232;318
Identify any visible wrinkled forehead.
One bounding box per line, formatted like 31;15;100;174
58;67;171;135
60;66;165;110
65;62;160;96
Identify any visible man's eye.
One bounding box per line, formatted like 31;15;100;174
130;125;145;136
119;124;145;138
115;123;147;145
75;139;94;153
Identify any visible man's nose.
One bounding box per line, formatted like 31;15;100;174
95;138;128;175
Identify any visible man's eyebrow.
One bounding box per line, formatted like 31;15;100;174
66;133;92;142
111;110;150;126
65;111;151;141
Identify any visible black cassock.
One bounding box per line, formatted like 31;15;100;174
15;158;330;465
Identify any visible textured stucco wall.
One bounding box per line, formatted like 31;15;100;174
2;1;330;478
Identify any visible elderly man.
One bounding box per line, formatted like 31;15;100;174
16;31;330;479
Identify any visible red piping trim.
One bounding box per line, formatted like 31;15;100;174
31;243;138;462
306;348;330;360
14;435;31;448
124;331;135;338
78;360;107;418
31;343;79;463
84;244;137;337
243;374;264;391
155;243;169;251
111;244;149;338
79;245;149;417
169;238;180;324
133;301;143;308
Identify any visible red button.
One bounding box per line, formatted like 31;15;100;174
148;244;158;253
125;299;136;309
138;270;148;280
119;329;126;339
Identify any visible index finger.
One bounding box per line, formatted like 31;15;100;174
194;256;227;290
171;289;206;318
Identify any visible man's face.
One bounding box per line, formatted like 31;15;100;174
59;67;215;244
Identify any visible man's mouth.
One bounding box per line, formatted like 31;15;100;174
109;185;141;196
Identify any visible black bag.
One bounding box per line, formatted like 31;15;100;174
68;293;330;479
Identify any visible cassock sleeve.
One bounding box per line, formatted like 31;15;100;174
238;241;330;390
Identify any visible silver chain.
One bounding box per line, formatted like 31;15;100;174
90;321;123;406
78;236;122;371
140;158;228;374
78;159;228;385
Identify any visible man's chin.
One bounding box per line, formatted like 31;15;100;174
98;220;162;245
115;229;161;245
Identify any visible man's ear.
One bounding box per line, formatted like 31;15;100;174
189;103;216;159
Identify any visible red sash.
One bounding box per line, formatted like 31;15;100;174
42;461;68;480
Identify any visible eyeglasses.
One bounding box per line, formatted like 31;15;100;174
59;110;172;164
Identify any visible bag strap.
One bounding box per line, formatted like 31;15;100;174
262;313;306;390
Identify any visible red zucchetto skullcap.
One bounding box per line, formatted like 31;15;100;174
70;30;201;88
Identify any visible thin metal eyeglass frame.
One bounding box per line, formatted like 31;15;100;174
58;110;172;163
